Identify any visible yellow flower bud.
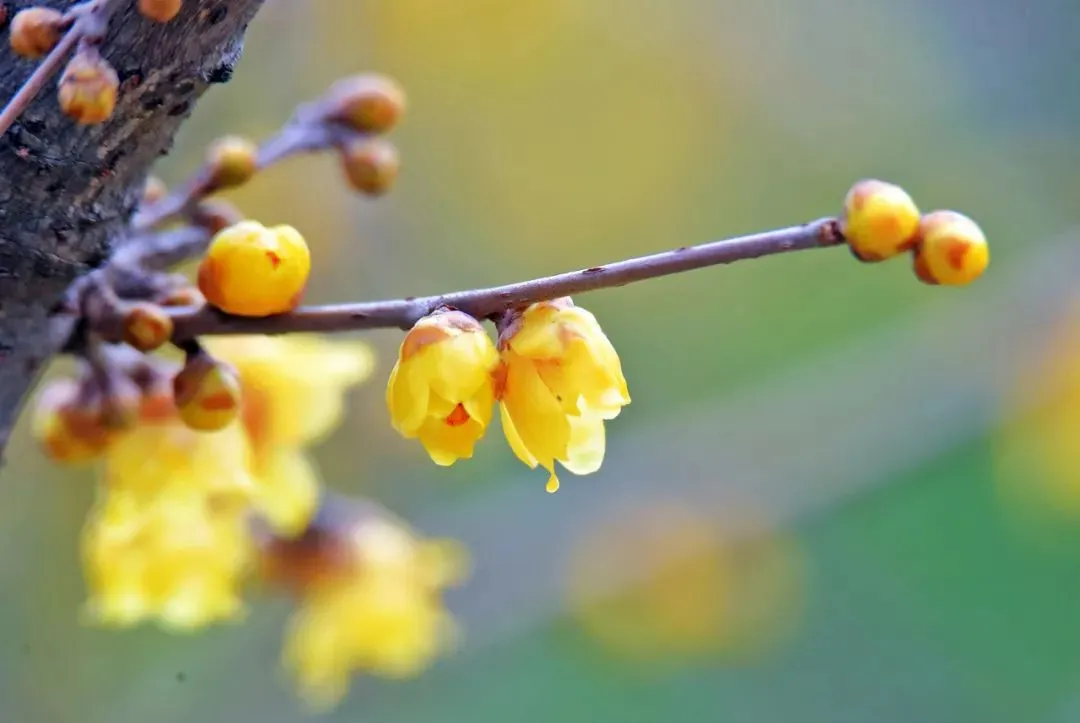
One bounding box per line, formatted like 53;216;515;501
31;379;115;464
205;135;258;191
137;0;182;23
122;302;174;352
58;52;119;125
9;7;63;59
841;179;921;262
339;138;399;196
172;351;242;431
326;74;406;134
912;210;990;286
386;310;499;466
497;298;630;493
197;220;311;317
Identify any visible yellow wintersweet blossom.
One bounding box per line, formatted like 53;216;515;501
85;400;257;630
275;508;468;710
497;298;630;492
386;309;500;465
205;334;375;535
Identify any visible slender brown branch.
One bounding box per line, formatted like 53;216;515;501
89;217;844;343
0;24;79;137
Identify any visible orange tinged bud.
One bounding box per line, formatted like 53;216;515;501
58;52;119;125
841;179;921;262
327;74;406;134
205;135;258;191
339;138;399;196
122;302;174;352
173;351;242;431
9;7;63;59
31;379;115;464
913;210;990;286
197;220;311;317
137;0;182;23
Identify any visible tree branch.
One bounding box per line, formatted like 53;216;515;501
0;0;266;461
87;217;843;342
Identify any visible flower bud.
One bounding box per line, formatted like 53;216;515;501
326;74;406;134
122;302;174;352
912;210;990;286
9;7;63;59
339;138;399;196
58;51;119;125
173;350;242;431
31;379;115;463
841;179;921;262
197;220;311;317
205;135;258;191
137;0;182;23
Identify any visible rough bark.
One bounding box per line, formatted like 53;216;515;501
0;0;264;458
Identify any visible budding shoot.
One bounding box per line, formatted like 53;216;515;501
912;210;990;286
326;74;407;134
841;179;921;262
339;138;400;196
205;135;259;191
173;349;243;432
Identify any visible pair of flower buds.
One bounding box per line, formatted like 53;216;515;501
386;299;630;493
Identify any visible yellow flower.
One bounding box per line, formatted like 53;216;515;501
85;409;257;630
272;508;468;710
81;489;253;631
386;310;500;466
206;334;375;535
497;298;630;492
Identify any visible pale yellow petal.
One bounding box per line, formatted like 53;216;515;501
559;413;606;476
499;402;538;469
253;448;322;537
500;351;570;469
416;415;486;466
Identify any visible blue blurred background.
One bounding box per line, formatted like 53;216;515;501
5;0;1080;721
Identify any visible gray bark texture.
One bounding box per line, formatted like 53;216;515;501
0;0;264;459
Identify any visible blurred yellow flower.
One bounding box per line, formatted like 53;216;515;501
566;502;805;665
206;334;375;535
995;297;1080;525
272;508;468;710
85;408;257;630
386;310;500;466
497;299;630;492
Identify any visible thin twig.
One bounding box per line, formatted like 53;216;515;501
89;217;844;343
0;28;79;137
130;114;352;232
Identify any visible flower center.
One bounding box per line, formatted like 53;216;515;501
445;403;470;427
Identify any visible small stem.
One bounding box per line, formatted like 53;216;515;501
91;217;844;342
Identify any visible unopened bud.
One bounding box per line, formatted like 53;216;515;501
31;379;114;464
172;350;242;431
326;74;406;134
58;52;119;125
205;135;258;191
9;7;63;59
137;0;182;23
122;302;174;352
339;138;399;196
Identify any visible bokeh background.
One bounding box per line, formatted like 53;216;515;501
4;0;1080;721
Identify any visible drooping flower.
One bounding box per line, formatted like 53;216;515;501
386;309;500;466
497;298;630;492
263;502;468;710
205;334;375;535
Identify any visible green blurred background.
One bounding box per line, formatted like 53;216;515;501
5;0;1080;720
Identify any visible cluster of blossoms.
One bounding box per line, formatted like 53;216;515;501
387;303;630;493
33;334;467;709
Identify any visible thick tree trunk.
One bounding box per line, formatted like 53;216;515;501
0;0;264;458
